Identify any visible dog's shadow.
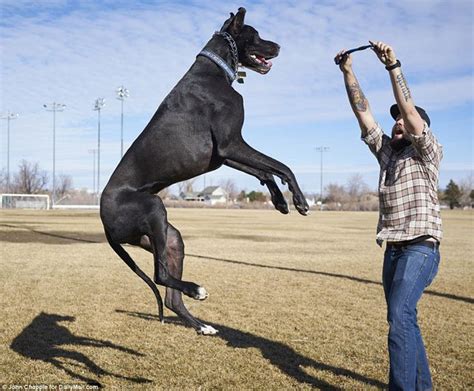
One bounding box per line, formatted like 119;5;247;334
10;312;151;386
115;309;386;390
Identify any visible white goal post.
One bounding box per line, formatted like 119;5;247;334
1;193;51;209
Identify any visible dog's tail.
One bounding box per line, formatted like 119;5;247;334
104;228;164;322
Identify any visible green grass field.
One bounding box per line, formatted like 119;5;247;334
1;208;472;389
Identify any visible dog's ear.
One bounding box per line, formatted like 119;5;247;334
220;7;246;36
220;12;235;32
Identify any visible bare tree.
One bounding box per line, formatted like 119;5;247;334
177;178;196;195
61;188;97;205
0;168;7;192
324;177;378;211
55;174;73;201
219;178;238;201
346;173;369;201
12;160;49;194
237;190;247;202
458;173;474;208
325;183;349;204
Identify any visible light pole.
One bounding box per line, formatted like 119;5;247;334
88;149;97;196
43;102;66;207
93;98;105;204
1;111;19;192
116;85;129;158
315;146;329;211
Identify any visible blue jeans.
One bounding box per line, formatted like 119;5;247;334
383;243;440;391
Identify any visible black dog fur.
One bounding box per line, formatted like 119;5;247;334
100;7;309;334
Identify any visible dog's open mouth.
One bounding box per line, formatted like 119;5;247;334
250;54;272;67
248;54;273;74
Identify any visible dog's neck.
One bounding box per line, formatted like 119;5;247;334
214;32;239;70
198;32;239;84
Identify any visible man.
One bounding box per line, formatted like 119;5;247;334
335;41;442;391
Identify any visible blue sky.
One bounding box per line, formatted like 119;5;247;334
1;0;473;195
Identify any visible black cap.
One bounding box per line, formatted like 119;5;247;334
390;104;430;127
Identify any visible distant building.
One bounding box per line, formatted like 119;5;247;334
180;191;204;202
198;186;228;205
180;186;228;205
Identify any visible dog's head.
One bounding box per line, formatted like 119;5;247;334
220;7;280;75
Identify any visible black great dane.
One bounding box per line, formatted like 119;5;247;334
100;7;309;335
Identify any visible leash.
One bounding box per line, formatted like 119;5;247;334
197;32;246;84
334;44;374;65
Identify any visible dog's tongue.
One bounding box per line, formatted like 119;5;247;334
257;56;272;67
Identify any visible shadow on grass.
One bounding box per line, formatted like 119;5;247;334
116;309;386;390
10;312;151;386
0;224;105;244
187;253;474;305
2;223;471;305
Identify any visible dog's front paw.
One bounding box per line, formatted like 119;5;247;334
293;194;309;216
266;180;289;214
275;202;289;214
272;195;289;214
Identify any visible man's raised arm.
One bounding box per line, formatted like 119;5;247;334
370;40;425;136
335;49;377;135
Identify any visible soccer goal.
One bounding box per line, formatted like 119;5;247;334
1;193;51;209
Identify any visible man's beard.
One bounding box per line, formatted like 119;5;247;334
391;137;412;151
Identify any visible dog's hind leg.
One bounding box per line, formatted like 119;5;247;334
138;225;217;335
143;202;209;302
104;228;164;322
103;190;207;321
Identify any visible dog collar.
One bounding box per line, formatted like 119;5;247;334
197;49;237;83
197;31;244;84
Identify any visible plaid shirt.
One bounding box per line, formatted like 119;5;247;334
362;122;443;245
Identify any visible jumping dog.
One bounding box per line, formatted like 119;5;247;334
100;7;309;335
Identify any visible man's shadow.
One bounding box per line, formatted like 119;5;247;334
10;312;151;386
116;309;386;390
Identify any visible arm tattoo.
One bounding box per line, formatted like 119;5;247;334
396;72;412;102
346;82;368;112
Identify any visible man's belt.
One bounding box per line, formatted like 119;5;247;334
388;236;439;249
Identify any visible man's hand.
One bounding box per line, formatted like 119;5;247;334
370;41;397;67
334;50;352;73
